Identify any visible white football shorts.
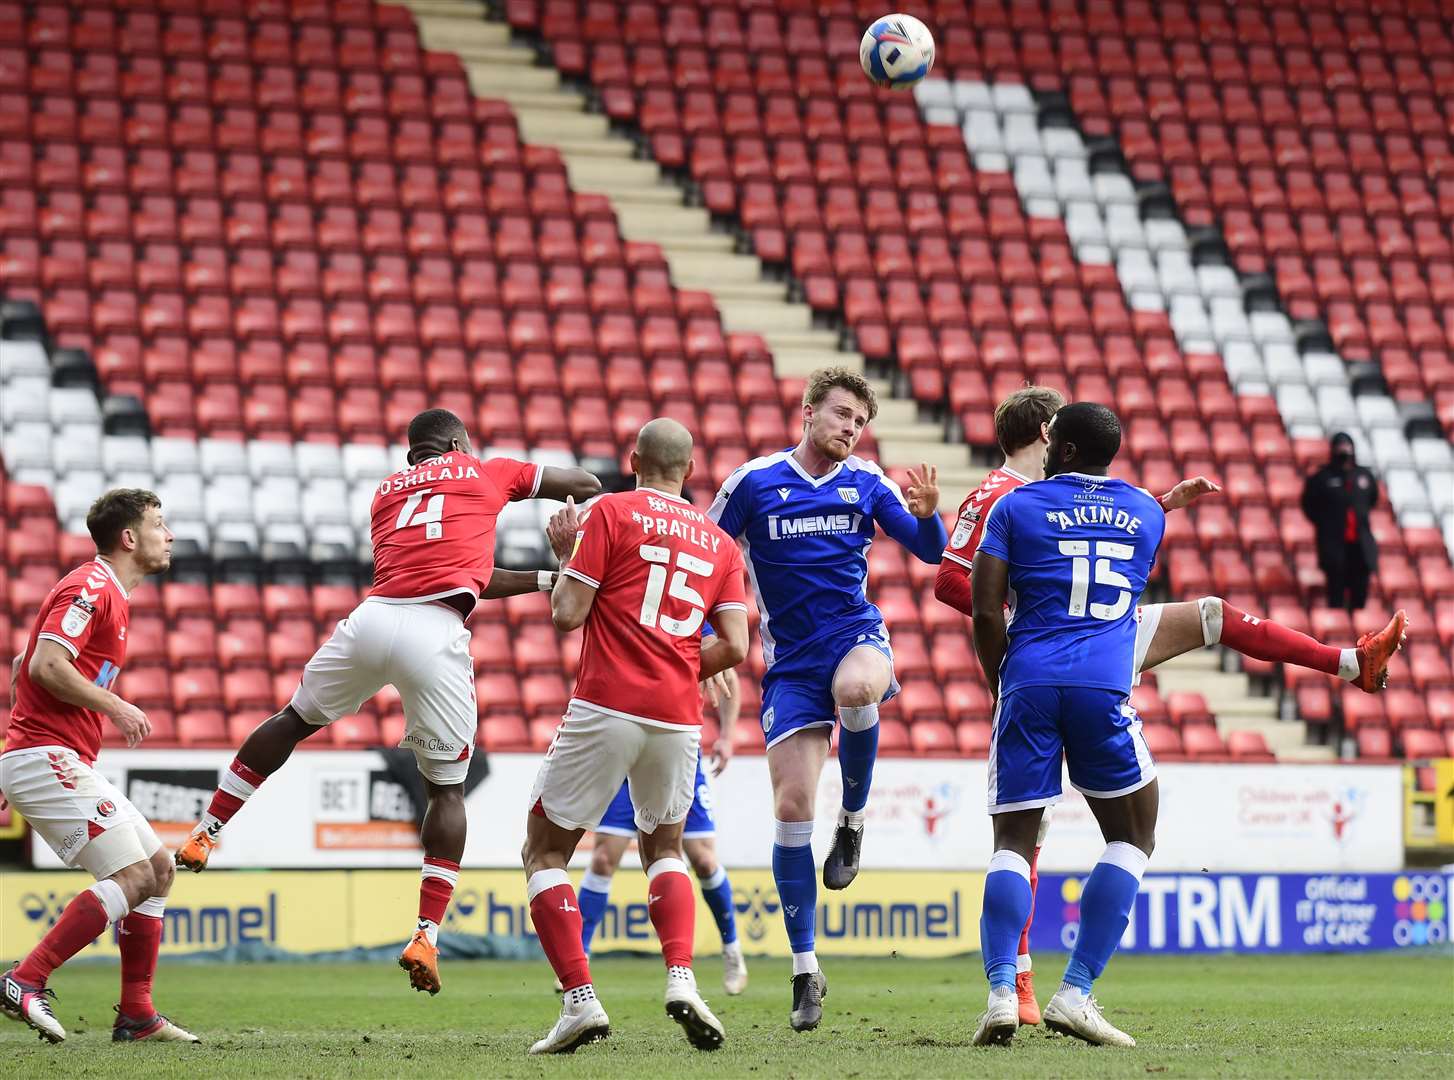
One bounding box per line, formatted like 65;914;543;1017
0;746;161;879
529;700;700;835
1132;603;1163;681
290;598;475;784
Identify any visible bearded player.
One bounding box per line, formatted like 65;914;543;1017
576;659;747;995
522;418;749;1055
707;366;945;1031
175;409;600;997
936;386;1408;1026
1;489;198;1044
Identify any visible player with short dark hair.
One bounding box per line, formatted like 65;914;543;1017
175;411;600;998
937;389;1406;1026
1;489;198;1044
970;403;1164;1047
522;418;749;1055
708;365;946;1031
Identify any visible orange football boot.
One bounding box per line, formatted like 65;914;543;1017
174;830;217;873
1354;610;1408;693
1016;970;1041;1026
399;929;441;995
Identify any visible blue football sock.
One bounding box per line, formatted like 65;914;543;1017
837;704;879;814
772;820;817;956
1063;842;1149;992
577;870;613;955
981;850;1034;992
699;866;738;947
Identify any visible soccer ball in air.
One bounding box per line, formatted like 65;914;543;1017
859;14;935;90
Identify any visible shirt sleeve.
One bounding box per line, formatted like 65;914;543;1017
561;503;612;590
975;493;1014;564
37;578;104;659
933;557;974;617
707;464;752;539
710;544;749;614
485;456;542;501
870;472;948;564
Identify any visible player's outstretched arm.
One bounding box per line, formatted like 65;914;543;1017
1156;475;1221;513
699;609;749;681
28;639;151;746
970;552;1010;701
480;568;558;599
708;666;741;776
535;466;602;503
875;464;948;564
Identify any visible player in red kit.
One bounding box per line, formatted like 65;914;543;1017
1;489;198;1045
521;418;749;1055
175;409;600;995
935;387;1408;1026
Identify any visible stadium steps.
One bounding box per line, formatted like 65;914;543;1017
1151;651;1333;760
404;0;983;496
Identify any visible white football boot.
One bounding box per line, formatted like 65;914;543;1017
0;967;65;1043
1043;989;1136;1047
664;967;724;1051
721;941;748;996
971;986;1019;1046
529;986;609;1055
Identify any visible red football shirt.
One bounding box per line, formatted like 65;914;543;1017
562;488;747;728
6;558;131;765
934;465;1030;617
367;451;540;608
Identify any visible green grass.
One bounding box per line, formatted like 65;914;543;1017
3;953;1450;1078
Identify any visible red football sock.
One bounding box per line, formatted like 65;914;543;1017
1219;602;1340;675
118;911;164;1018
418;857;459;934
528;870;592;991
200;758;268;833
1017;845;1040;962
15;888;111;986
646;859;696;969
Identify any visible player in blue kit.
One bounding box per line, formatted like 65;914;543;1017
575;662;748;995
708;367;946;1031
969;403;1165;1049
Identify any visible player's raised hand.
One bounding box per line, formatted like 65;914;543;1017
905;463;940;518
1158;475;1222;512
545;496;581;561
108;697;151;747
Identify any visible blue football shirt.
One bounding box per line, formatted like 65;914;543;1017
708;450;945;669
976;472;1165;695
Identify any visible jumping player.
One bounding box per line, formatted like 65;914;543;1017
971;403;1167;1047
577;662;747;995
938;387;1408;1026
0;489;198;1044
707;367;946;1031
174;409;600;997
522;418;749;1055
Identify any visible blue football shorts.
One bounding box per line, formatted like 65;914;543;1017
758;619;900;749
596;752;716;838
987;684;1155;814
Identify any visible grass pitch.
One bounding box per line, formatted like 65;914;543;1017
2;952;1449;1078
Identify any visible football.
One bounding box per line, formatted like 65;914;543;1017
859;13;936;90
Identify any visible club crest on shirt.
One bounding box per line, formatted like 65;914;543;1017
837;486;859;504
61;597;96;638
950;504;982;548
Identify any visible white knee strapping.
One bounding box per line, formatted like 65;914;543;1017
774;819;814;847
526;868;569;902
90;878;131;922
838;703;880;733
1100;841;1150;882
1197;596;1224;647
133;895;167;918
987;849;1032;883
